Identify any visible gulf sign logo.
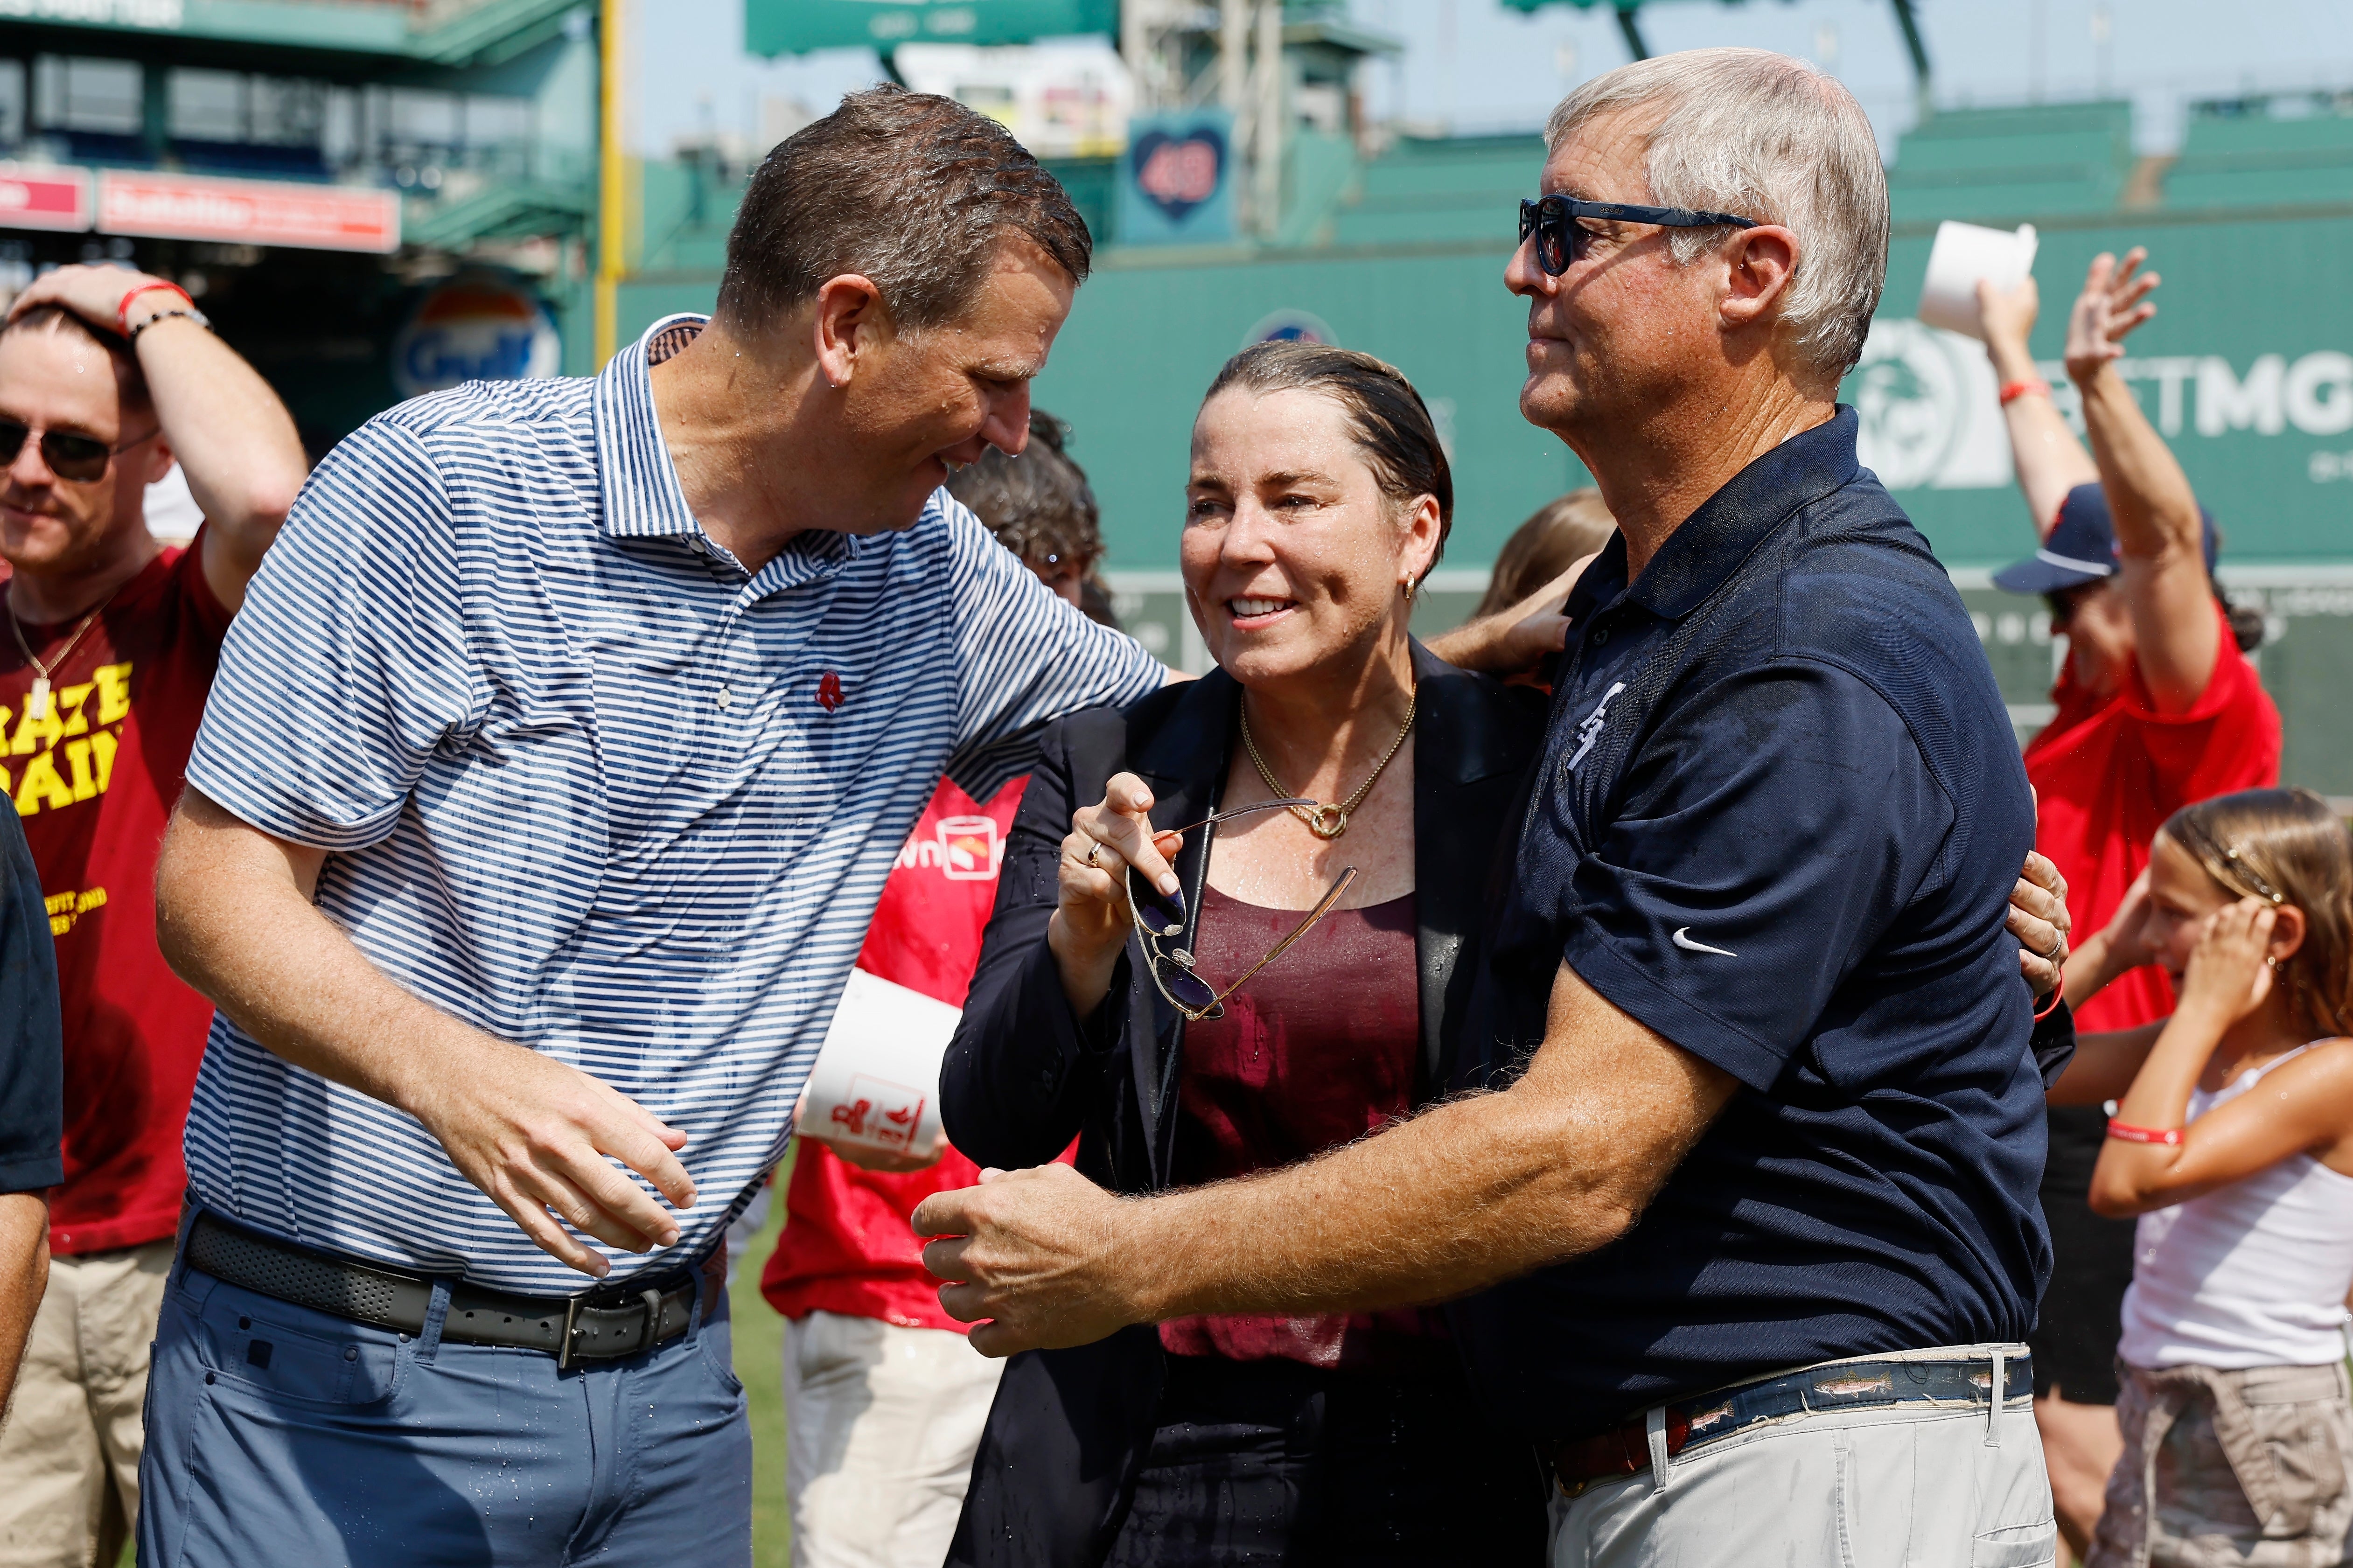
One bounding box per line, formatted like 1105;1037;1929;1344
391;275;561;400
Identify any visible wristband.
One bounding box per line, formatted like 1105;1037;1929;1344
1998;378;2051;406
2105;1118;2183;1147
2034;983;2066;1022
117;281;194;336
129;307;209;342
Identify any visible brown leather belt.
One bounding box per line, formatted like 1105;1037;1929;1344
185;1212;723;1369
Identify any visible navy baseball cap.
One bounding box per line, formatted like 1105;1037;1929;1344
1992;482;2217;595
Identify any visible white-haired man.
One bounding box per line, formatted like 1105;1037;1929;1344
918;49;2061;1566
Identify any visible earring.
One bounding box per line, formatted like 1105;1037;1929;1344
1401;575;1418;602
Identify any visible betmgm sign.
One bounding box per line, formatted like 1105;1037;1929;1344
1850;320;2353;561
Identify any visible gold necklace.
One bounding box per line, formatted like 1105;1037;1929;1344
1239;687;1417;841
7;582;121;721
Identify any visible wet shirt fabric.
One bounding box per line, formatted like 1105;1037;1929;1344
2026;604;2279;1033
0;539;231;1253
763;774;1070;1334
1453;409;2050;1443
181;314;1165;1294
1158;885;1448;1373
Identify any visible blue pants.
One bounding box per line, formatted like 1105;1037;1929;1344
136;1214;751;1567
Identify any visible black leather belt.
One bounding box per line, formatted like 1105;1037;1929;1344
185;1213;721;1369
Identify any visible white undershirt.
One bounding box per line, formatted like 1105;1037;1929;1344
2117;1042;2353;1370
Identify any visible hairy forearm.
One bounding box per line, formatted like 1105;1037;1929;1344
1117;974;1733;1323
135;317;306;544
0;1192;48;1415
1120;1087;1650;1320
155;793;489;1121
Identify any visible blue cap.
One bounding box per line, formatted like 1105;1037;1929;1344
1992;482;2217;596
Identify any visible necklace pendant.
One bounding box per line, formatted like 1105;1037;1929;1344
1307;803;1349;840
25;676;49;721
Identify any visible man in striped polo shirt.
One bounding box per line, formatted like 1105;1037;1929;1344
138;87;1166;1562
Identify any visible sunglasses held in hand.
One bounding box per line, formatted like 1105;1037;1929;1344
1122;797;1359;1023
1517;195;1759;276
0;418;160;484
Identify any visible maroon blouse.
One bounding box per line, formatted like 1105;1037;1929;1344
1157;883;1451;1372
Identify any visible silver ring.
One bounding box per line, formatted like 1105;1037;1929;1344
2040;934;2066;964
1085;842;1103;869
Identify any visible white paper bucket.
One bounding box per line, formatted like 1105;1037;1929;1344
799;968;959;1158
1917;221;2039;341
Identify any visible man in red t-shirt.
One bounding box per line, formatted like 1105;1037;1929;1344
760;411;1106;1568
0;265;304;1567
1980;250;2281;1556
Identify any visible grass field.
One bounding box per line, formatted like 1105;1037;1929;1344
732;1162;796;1567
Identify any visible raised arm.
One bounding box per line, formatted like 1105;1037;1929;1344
916;957;1736;1356
1979;275;2100;539
2063;250;2216;712
154;790;698;1277
7;265;305;612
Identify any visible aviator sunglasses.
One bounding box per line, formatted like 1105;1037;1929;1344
0;418;160;484
1121;797;1359;1023
1518;195;1759;276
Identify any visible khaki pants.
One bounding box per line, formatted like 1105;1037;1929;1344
1550;1346;2057;1568
0;1239;173;1568
2090;1359;2353;1568
782;1310;1005;1568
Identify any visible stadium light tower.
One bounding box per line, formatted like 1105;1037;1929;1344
1500;0;1933;111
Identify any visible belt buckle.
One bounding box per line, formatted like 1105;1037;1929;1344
557;1293;584;1370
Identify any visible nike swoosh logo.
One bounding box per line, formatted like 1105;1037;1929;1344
1672;927;1736;957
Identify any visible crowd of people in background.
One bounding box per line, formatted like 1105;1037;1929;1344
0;42;2345;1568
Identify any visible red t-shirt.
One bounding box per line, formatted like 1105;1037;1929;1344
0;538;232;1253
2025;605;2281;1033
762;775;1052;1333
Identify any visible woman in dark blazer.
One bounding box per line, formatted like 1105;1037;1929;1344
939;342;1552;1568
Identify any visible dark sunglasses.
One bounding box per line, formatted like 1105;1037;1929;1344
1517;195;1759;276
0;418;160;484
1119;797;1357;1023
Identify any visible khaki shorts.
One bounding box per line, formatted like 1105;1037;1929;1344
0;1237;174;1568
2089;1358;2353;1568
782;1309;1005;1568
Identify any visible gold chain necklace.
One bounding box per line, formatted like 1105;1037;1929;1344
7;582;121;721
1239;687;1417;841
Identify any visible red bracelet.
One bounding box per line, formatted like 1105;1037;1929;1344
2106;1119;2183;1146
117;281;193;336
2034;984;2066;1022
1998;378;2051;406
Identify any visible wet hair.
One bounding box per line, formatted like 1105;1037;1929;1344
0;304;150;408
1475;488;1616;618
2161;787;2353;1039
719;84;1091;335
1200;341;1454;566
945;409;1105;576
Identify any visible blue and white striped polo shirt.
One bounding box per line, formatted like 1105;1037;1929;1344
182;314;1163;1292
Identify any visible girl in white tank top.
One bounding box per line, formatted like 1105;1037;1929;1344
2051;787;2353;1568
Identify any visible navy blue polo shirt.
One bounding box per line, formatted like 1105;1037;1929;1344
1452;408;2050;1443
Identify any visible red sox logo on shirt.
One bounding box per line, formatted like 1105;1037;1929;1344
815;671;845;712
